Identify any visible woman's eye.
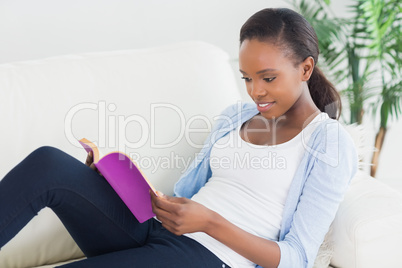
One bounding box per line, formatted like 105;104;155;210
241;77;251;82
263;77;276;82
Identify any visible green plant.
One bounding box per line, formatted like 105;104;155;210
292;0;402;177
360;0;402;176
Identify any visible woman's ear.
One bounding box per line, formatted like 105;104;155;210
301;56;314;81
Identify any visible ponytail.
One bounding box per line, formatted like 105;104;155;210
308;66;342;120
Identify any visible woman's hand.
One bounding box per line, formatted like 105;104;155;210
85;151;103;176
150;191;214;236
151;190;280;267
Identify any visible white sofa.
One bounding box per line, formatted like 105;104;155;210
0;41;401;268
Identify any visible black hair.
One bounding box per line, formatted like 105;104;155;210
240;8;341;120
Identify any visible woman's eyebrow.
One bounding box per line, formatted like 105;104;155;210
239;68;278;75
256;68;278;74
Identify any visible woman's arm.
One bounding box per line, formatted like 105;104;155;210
274;123;358;268
150;192;280;268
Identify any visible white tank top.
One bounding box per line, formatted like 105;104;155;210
185;112;328;268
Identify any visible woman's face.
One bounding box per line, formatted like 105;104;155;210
239;39;311;121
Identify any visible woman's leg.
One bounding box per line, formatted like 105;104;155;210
0;146;152;257
57;223;230;268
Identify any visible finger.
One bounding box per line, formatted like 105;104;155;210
150;190;164;203
160;219;180;234
158;216;184;236
89;163;97;171
153;209;179;230
153;195;179;211
85;151;93;166
150;190;159;206
152;203;172;220
151;194;181;217
153;191;179;202
150;192;167;212
151;198;173;224
150;189;159;197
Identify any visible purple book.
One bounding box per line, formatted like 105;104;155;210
79;138;157;223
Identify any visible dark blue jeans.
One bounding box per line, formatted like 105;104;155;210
0;146;229;267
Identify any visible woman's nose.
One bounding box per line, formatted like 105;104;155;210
249;82;267;99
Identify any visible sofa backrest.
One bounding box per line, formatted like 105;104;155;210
0;41;243;194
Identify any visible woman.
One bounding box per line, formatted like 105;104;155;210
0;8;357;268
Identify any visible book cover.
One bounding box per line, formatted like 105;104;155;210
78;138;157;223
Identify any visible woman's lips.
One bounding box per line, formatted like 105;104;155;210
256;102;275;112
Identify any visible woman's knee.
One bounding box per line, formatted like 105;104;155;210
2;146;76;188
28;146;67;163
25;146;82;174
23;146;87;183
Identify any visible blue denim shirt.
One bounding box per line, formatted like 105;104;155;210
174;101;358;268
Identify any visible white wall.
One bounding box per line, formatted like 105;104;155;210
0;0;349;64
0;0;400;184
0;0;282;63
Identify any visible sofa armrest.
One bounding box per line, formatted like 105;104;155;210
330;170;402;268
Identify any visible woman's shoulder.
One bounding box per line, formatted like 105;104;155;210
308;115;358;166
316;116;355;144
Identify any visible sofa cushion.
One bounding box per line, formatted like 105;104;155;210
0;208;83;268
0;41;242;268
0;41;242;195
330;170;402;268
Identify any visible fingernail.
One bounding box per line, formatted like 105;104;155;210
156;190;164;197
